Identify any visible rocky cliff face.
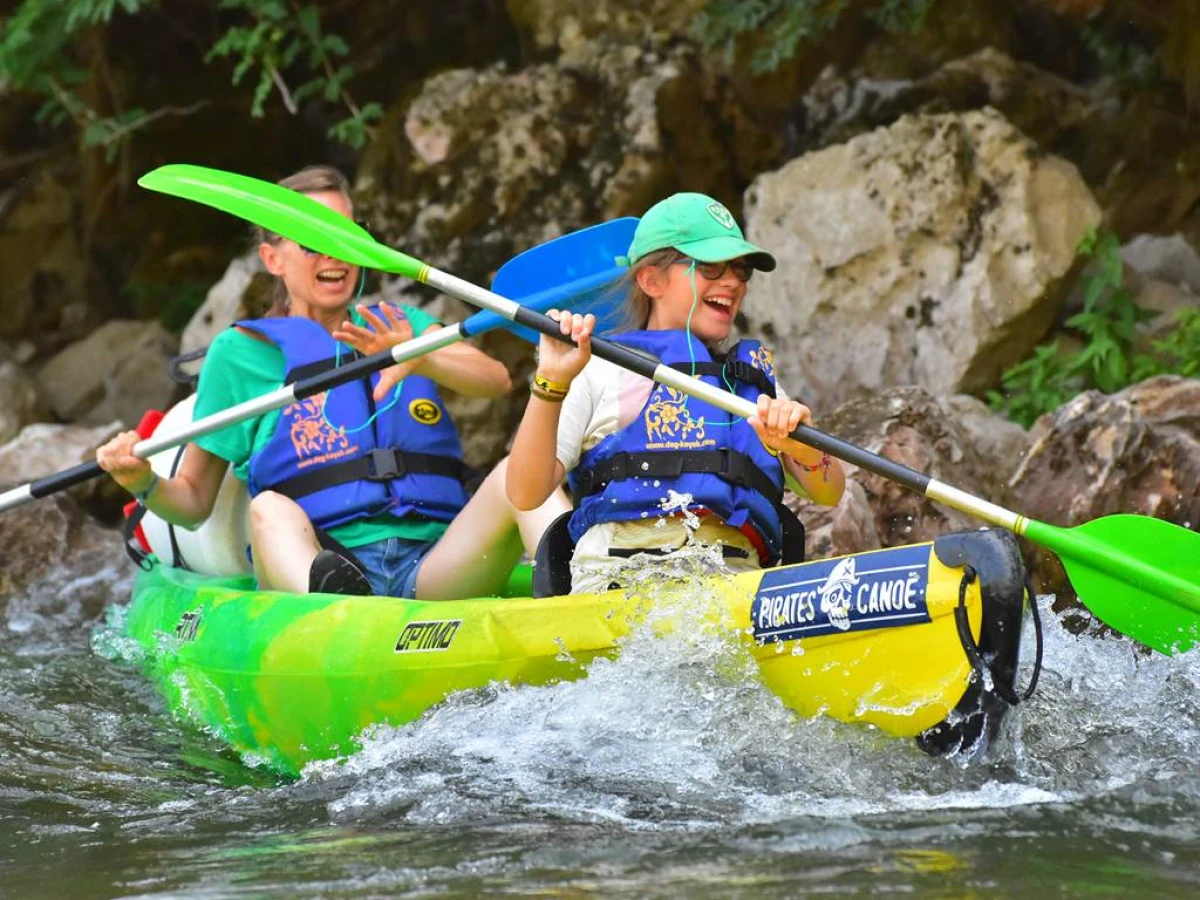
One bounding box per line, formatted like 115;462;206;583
745;108;1101;412
1;0;1197;594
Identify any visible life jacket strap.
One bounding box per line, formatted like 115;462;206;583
266;447;469;501
666;360;776;398
574;449;783;505
284;353;359;385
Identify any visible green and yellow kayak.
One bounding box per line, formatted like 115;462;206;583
118;529;1029;775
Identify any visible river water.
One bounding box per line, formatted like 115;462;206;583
3;552;1200;898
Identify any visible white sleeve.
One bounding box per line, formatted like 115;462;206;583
554;358;624;473
555;376;593;473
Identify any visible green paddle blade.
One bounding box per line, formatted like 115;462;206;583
138;164;424;278
1025;515;1200;654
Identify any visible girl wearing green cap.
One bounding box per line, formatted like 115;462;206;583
507;192;845;594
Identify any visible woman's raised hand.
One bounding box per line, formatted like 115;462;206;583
332;302;421;401
96;430;155;496
536;309;595;386
333;301;415;354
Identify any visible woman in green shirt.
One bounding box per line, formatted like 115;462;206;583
98;165;567;598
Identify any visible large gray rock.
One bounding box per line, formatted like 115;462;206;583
507;0;705;58
0;494;124;624
38;320;180;425
1009;376;1200;602
0;420;127;526
1129;278;1199;355
0;167;95;352
793;387;1020;560
795;48;1104;161
1011;376;1200;525
361;41;782;286
745;108;1101;412
0;361;51;446
939;393;1033;466
181;253;264;356
0;421;123;488
1120;233;1200;295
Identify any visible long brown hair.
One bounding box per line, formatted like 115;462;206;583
255;165;354;317
616;248;684;332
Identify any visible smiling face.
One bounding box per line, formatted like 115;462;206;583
637;254;750;344
258;189;360;325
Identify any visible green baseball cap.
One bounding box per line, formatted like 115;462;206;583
621;192;776;271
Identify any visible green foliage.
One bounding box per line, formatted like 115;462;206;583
1131;306;1200;381
0;0;380;156
1;0;160;160
1081;22;1157;86
693;0;935;74
985;341;1078;431
866;0;936;34
988;227;1200;428
207;0;380;148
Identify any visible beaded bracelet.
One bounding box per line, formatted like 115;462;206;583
792;453;833;481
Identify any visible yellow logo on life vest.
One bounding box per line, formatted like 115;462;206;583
749;345;775;378
409;398;442;425
645;387;713;449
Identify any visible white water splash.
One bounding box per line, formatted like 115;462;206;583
296;590;1200;837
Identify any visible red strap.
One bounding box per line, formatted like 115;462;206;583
122;408;165;552
122;500;151;552
135;408;165;439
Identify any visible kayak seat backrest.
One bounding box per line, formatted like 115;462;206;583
532;511;576;598
779;503;806;565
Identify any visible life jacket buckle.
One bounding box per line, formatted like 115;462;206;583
365;448;406;481
655;455;686;477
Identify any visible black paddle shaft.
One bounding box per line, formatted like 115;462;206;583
511;306;932;495
20;340;441;502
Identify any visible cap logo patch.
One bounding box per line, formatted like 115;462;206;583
706;202;735;230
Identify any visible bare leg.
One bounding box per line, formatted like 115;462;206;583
249;490;322;592
416;456;570;601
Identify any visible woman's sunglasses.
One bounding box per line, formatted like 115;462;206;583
676;257;755;283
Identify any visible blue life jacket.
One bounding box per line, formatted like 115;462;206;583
568;330;785;562
238;313;469;531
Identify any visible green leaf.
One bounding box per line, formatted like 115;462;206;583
322;34;349;56
296;4;320;40
1076;225;1099;257
251;69;273;117
1081;275;1106;313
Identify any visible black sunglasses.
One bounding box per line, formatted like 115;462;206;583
676;257;755;283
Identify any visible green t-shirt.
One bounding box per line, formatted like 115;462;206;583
193;304;449;548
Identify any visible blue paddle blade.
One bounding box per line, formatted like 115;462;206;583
485;217;639;342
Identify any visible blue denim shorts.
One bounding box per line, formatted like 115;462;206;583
349;536;438;599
